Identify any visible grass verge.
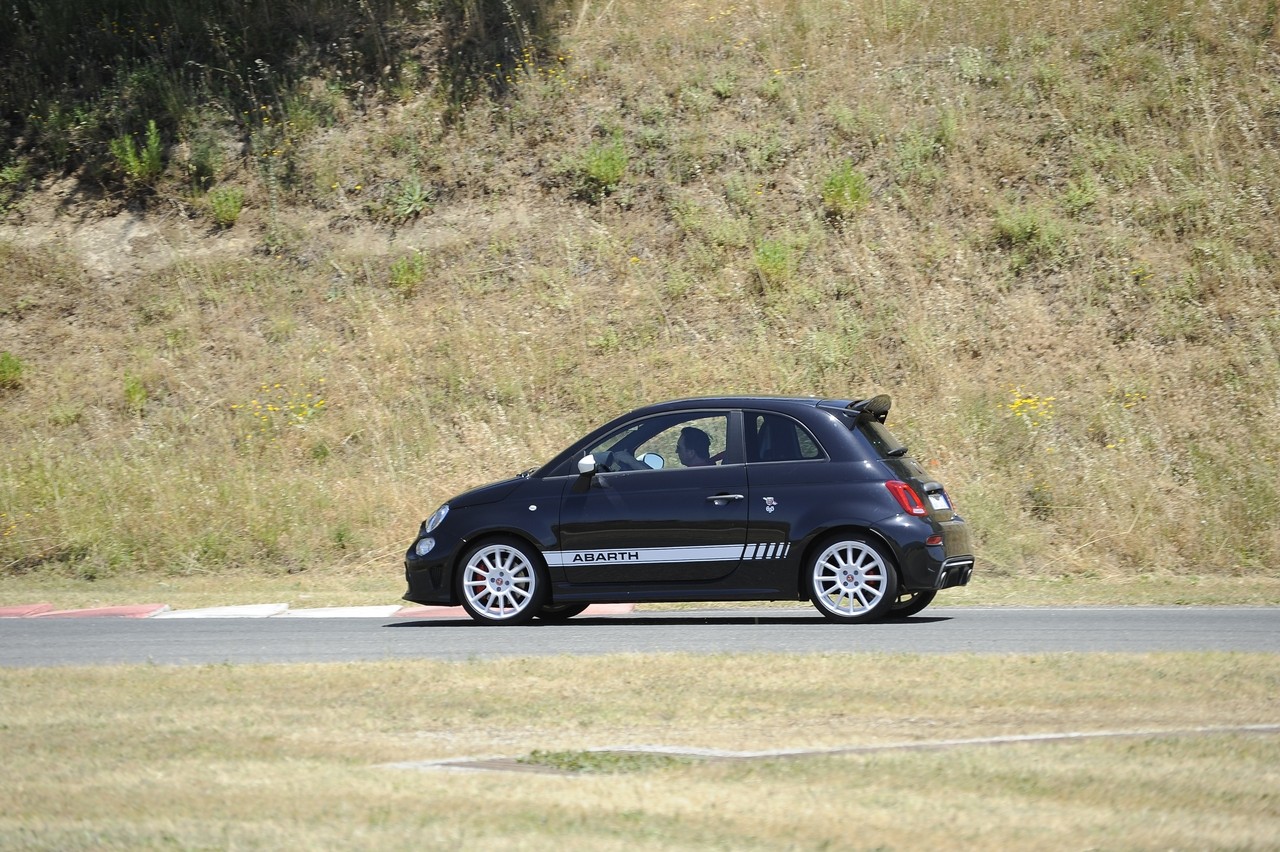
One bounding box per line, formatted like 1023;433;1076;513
2;653;1277;849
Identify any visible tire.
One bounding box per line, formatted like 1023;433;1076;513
456;537;548;625
886;589;937;619
535;602;591;621
806;535;899;623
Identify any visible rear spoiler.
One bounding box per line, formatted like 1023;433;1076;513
817;394;891;424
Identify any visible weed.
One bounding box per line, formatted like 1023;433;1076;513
1061;174;1100;216
570;136;627;203
109;120;165;188
821;161;871;221
0;161;29;210
389;251;428;297
0;351;24;390
392;176;432;221
993;207;1068;272
122;373;149;416
1007;387;1056;431
207;186;245;228
754;239;799;291
230;381;329;442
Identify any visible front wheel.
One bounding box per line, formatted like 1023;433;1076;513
886;589;937;619
806;535;898;623
456;537;548;625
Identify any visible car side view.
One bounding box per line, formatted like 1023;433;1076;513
403;395;974;625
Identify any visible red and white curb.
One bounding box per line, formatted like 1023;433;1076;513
0;603;635;619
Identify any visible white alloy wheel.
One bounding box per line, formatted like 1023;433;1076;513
457;538;546;625
808;536;898;623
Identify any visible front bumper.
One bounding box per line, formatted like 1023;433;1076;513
403;524;460;605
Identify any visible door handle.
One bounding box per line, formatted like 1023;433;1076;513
707;494;745;506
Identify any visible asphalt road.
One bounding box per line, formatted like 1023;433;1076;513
2;607;1278;667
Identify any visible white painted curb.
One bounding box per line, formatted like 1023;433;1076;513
277;605;405;618
153;603;290;619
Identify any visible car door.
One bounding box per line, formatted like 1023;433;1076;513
553;411;749;584
742;410;829;568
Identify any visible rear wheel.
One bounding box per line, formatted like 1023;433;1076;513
456;537;547;625
806;535;898;623
886;589;937;619
535;602;591;621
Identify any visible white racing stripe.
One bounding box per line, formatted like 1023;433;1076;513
544;542;791;567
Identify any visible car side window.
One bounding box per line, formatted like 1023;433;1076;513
636;415;728;470
586;412;730;472
746;412;824;463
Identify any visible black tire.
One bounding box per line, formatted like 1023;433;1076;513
456;537;548;625
886;589;937;619
806;534;899;623
535;602;592;621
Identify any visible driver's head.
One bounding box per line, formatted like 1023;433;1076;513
677;427;711;466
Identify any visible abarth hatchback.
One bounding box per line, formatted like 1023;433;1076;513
404;396;973;624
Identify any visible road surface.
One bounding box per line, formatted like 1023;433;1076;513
2;607;1278;667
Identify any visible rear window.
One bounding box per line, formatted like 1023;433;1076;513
747;412;825;463
857;420;909;459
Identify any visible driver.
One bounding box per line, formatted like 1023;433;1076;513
677;427;713;467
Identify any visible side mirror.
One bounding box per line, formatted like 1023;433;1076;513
640;452;665;470
577;454;599;475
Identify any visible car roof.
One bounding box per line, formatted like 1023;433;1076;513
639;395;830;411
630;395;882;417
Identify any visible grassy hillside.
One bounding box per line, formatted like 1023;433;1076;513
1;0;1278;594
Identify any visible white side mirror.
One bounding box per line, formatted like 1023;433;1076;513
640;452;665;470
578;454;599;475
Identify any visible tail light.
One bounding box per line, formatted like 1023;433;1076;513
886;481;928;516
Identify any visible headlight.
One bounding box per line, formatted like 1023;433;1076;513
425;503;449;533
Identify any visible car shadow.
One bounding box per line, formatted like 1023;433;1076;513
385;614;953;628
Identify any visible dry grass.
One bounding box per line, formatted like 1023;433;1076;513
2;653;1277;848
3;0;1280;593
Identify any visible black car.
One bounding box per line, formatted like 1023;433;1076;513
404;395;973;625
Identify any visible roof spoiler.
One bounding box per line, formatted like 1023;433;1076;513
819;394;891;424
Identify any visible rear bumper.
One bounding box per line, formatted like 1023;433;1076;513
891;514;974;592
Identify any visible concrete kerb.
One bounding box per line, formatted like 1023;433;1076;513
1;603;635;619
